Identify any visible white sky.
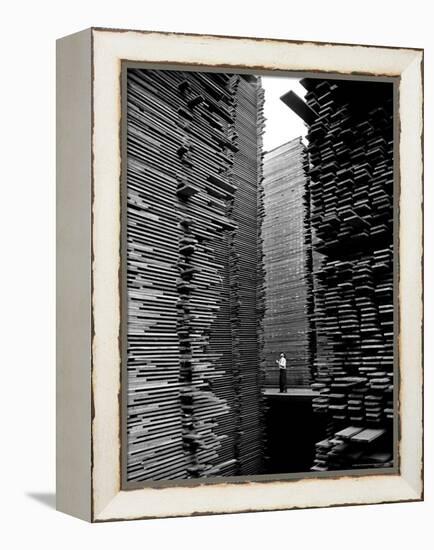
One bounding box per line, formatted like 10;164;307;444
261;76;308;152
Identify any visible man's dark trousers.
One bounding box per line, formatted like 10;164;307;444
279;368;287;393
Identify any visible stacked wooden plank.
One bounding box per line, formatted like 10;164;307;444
230;76;267;474
312;426;393;471
126;69;190;482
262;138;314;388
292;78;394;470
126;69;265;481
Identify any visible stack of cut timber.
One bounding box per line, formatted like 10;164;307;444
291;78;394;470
126;69;265;481
312;426;393;471
230;76;267;474
262;138;314;388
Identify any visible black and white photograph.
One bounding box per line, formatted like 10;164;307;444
123;66;396;484
1;0;429;539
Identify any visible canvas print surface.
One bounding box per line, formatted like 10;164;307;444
123;67;395;484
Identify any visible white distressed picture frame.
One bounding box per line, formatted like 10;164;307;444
56;28;423;522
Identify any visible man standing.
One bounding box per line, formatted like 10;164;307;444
276;352;287;393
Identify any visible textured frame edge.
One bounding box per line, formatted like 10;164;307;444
56;28;93;522
92;29;423;522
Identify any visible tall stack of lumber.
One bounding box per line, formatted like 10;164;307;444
125;69;266;482
230;76;267;474
285;78;394;470
262;138;314;388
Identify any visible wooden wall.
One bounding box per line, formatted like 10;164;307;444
125;69;266;481
262;138;314;388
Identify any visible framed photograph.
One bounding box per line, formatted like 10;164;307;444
56;28;423;522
